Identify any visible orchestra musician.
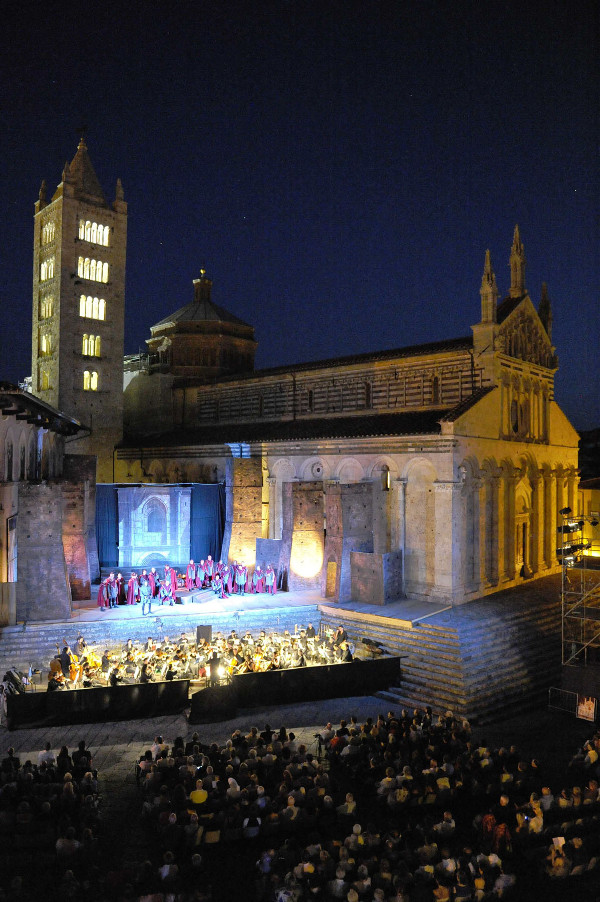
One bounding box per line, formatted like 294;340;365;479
109;665;124;687
74;634;88;657
46;621;362;694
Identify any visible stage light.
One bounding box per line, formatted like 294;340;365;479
559;506;572;516
290;534;323;579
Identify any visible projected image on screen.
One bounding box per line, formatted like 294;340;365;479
95;484;225;571
118;486;191;569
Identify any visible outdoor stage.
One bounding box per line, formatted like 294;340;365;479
0;574;567;723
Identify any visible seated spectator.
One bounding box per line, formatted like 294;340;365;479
337;792;357;817
546;843;571;878
539;785;555;811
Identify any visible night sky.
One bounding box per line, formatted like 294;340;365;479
2;1;598;428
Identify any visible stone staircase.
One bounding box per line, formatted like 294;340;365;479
319;575;563;722
0;604;322;683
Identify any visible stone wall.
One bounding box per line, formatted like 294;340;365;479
62;455;97;600
222;457;263;566
16;484;72;622
324;483;374;602
287;482;324;591
350;550;403;605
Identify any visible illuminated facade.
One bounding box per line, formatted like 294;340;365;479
31;139;127;481
0;385;95;623
118;229;579;604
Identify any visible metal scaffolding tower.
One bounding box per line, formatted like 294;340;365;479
558;508;600;665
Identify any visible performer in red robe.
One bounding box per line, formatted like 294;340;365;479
234;562;248;595
251;566;265;593
97;574;113;610
265;565;277;594
223;564;233;595
205;556;214;584
126;572;140;605
115;573;126;604
164;565;178;597
185;560;198;591
159;578;174;606
212;572;226;598
149;568;160;597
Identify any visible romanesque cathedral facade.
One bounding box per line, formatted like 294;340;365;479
16;140;579;613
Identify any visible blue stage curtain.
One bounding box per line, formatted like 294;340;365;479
190;484;225;563
96;485;119;567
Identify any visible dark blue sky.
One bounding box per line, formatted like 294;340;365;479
2;1;598;427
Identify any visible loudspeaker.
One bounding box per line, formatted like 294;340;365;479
197;625;212;643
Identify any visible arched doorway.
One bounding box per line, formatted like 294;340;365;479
515;489;532;578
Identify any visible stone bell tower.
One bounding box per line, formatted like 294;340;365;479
32;138;127;481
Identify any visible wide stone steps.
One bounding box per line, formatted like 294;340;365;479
320;597;562;721
0;604;322;679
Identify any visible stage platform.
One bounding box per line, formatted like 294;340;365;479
0;574;570;723
0;587;449;687
69;587;450;627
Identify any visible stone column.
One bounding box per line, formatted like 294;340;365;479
505;475;518;581
394;478;407;595
496;473;506;582
478;477;488;588
543;472;554;568
531;472;544;574
433;480;458;594
267;477;278;539
489;475;501;585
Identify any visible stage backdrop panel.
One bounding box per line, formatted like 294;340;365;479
96;485;118;568
190;484;226;565
96;483;225;570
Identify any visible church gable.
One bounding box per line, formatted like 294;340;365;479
497;296;556;369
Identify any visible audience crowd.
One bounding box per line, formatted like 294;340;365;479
0;710;599;901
